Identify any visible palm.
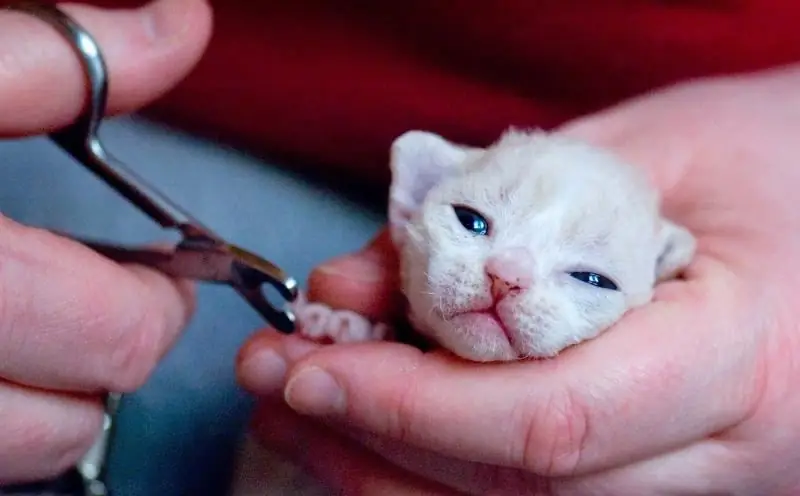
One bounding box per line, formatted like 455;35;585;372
243;66;800;495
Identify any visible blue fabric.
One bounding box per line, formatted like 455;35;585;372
0;116;384;495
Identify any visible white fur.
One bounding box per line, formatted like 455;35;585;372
292;128;696;362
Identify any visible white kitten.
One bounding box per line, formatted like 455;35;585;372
291;128;696;362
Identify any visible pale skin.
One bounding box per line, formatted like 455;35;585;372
237;64;800;494
0;0;211;483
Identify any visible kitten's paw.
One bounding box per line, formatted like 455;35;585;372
289;291;392;344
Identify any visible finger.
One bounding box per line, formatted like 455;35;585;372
343;428;552;496
236;331;321;396
250;397;463;496
307;229;404;322
250;400;743;496
237;334;527;494
0;216;195;392
0;379;103;484
350;430;753;496
274;260;764;477
0;0;212;135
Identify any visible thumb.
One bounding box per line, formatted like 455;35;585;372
307;228;403;322
0;0;212;136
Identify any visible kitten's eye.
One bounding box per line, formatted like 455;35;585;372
452;205;489;236
570;272;619;291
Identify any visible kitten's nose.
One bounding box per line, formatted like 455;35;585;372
485;248;534;299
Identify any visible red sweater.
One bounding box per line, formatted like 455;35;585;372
100;1;800;187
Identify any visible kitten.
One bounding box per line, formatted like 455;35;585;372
292;128;696;362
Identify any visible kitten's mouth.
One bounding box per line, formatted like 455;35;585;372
481;308;513;341
446;306;515;347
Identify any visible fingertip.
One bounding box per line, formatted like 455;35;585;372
305;228;403;321
287;341;427;386
0;0;214;134
236;331;321;395
238;347;287;397
66;0;215;111
103;0;214;109
282;343;428;419
124;264;195;342
175;277;197;318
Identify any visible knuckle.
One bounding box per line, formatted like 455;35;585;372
379;352;443;445
518;389;590;477
382;370;423;444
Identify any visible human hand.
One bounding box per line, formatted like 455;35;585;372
237;64;800;494
0;0;211;484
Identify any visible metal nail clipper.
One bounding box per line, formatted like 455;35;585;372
2;3;299;495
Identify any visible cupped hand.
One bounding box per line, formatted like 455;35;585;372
0;0;211;483
238;64;800;495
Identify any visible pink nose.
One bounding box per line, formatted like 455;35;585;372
485;248;534;299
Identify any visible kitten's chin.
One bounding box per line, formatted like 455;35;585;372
423;312;519;362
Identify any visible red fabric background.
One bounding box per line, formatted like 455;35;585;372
91;1;800;187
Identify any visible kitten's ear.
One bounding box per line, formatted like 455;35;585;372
388;130;475;246
655;218;696;282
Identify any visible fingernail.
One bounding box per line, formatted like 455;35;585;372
141;0;189;42
239;349;287;395
316;255;385;282
284;367;345;416
284;337;319;361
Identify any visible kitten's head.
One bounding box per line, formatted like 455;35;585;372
388;128;695;362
